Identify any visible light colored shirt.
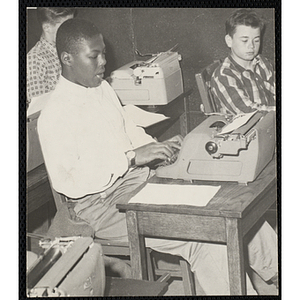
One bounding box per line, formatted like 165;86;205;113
210;55;275;115
27;37;61;104
38;76;155;198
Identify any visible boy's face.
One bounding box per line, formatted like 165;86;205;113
67;34;106;88
225;25;261;68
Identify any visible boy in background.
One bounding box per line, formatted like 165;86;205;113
210;8;275;115
26;7;76;105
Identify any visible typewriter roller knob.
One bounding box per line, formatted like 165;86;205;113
205;141;218;155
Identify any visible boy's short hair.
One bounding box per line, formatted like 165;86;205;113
56;18;101;60
226;8;265;37
37;7;77;25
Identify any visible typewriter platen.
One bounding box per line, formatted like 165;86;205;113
156;111;275;184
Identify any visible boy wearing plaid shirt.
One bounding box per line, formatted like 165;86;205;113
210;9;275;115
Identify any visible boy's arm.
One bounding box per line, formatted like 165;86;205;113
210;66;274;115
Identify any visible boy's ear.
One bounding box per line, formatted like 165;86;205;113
42;23;51;33
60;51;73;67
225;34;232;48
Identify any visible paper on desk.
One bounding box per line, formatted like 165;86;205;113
129;183;221;206
220;110;258;134
123;104;169;128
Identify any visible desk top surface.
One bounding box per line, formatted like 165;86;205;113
116;158;277;219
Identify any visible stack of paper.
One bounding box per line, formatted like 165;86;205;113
129;183;221;207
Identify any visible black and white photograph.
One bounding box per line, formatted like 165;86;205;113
19;2;282;298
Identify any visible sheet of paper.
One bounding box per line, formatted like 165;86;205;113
220;110;258;134
129;183;221;206
123;104;169;128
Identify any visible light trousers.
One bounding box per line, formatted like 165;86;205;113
70;167;277;295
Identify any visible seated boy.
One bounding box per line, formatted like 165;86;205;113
37;18;277;295
27;8;76;105
210;8;275;115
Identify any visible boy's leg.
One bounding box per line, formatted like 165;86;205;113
146;238;257;295
246;219;278;282
72;167;152;242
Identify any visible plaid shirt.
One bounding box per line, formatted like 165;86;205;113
210;55;275;115
27;37;61;104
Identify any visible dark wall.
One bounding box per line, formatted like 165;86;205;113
27;7;275;115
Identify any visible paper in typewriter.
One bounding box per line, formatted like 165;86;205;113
129;183;221;206
220;110;258;134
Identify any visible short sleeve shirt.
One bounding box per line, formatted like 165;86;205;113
27;37;61;103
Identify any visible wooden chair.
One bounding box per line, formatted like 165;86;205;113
195;60;222;114
147;249;196;295
27;111;44;173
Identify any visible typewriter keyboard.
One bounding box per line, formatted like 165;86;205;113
158;148;179;167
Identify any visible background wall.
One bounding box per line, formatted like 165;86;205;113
27;7;275;129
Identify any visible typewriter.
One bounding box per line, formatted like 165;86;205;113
155;111;275;184
27;237;105;297
110;51;183;105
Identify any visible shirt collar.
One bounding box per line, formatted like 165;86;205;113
228;54;261;73
58;75;103;95
40;36;57;54
40;36;55;47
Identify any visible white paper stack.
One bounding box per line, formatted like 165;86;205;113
129;183;221;206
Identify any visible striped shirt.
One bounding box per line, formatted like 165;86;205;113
27;37;61;104
210;55;275;115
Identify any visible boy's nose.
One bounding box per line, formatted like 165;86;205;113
248;41;255;49
98;55;106;66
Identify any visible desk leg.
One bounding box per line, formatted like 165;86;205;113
225;218;246;295
126;210;148;280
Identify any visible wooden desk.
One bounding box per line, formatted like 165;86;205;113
116;158;277;295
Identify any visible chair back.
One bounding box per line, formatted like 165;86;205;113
27;111;44;172
27;109;68;210
195;60;222;113
49;182;68;213
27;110;65;213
